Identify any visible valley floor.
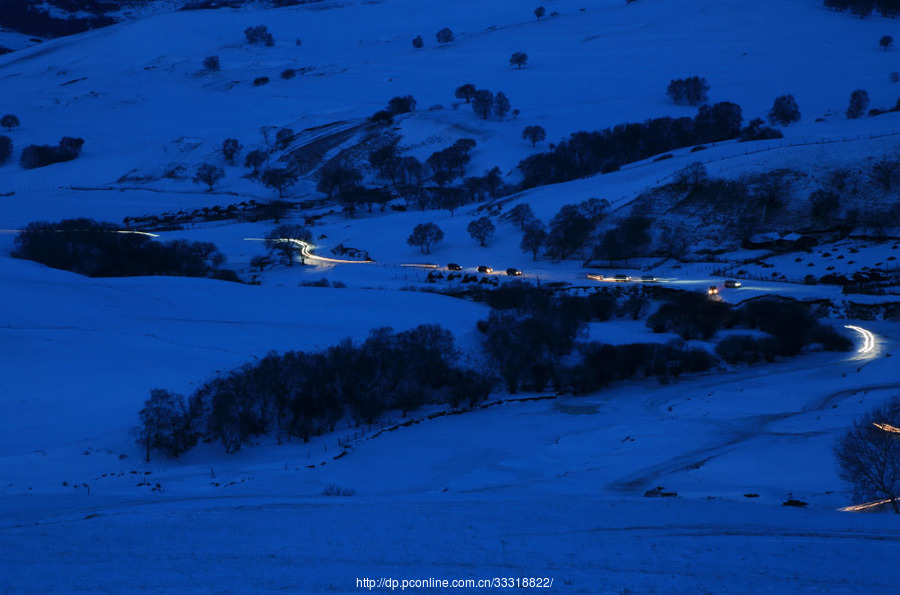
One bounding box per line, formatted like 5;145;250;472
1;313;898;593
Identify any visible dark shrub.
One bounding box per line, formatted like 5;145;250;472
716;334;766;364
203;55;220;71
245;24;274;46
20;137;84;169
387;95;417;114
646;292;734;340
160;325;492;453
13;218;235;279
0;135;11;164
667;76;710;106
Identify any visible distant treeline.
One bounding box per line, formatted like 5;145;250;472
476;284;851;393
135;325;494;458
517;102;743;188
13;219;239;281
0;0;116;38
824;0;900;17
134;283;853;460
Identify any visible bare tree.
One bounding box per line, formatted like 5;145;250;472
522;125;546;147
1;114;19;132
260;167;299;197
467;216;496;247
222;138;242;164
494;92;511;120
753;168;793;223
835;398;900;514
265;224;311;266
847;89;870;119
455;84;477;103
579;197;609;224
520;220;547;260
193;163;224;191
132;389;197;462
407;222;444;254
472;90;494;119
245;149;268;176
499;203;535;230
436;27;454;45
510;52;528;69
316;161;362;199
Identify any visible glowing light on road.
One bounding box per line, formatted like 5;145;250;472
0;228;158;237
844;325;875;354
245;237;373;265
400;263;439;269
874;422;900;434
838;499;893;512
115;230;159;237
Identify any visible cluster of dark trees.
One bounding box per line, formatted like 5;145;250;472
134;325;493;458
648;293;851;356
480;286;851;393
426;138;476;188
367;136;506;213
476;284;715;392
454;84;513;120
569;341;716;394
592;215;652;262
406;196;609;257
244;24;274;46
410;27;455;49
371;95;417;124
518;101;744;187
407;222;444;253
20;136;84;169
189;133;301;199
13;219;238;280
666;76;710;106
824;0;900;18
495;199;609;261
0;0;115;38
739;118;784;142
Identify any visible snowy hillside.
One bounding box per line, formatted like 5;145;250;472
2;0;900;592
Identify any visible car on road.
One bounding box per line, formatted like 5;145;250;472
447;263;462;271
613;274;630;282
723;279;742;288
640;275;658;282
506;268;522;276
477;265;493;274
707;285;719;295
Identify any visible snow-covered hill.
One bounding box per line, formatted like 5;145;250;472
2;0;900;591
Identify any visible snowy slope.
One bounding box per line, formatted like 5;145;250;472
2;0;900;591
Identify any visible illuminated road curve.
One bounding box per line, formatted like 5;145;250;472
244;237;373;265
873;422;900;433
838;499;894;512
844;325;876;355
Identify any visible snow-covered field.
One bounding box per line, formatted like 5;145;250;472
2;0;900;591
